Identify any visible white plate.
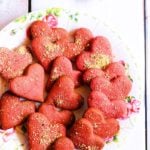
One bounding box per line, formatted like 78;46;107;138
0;8;145;150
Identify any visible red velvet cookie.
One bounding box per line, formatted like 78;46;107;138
46;76;83;110
27;113;66;150
0;47;32;79
29;20;53;39
83;108;120;139
46;56;81;90
88;91;128;119
69;118;105;150
76;36;112;71
38;103;75;127
83;68;105;83
83;61;126;83
9;63;45;102
0;92;35;129
104;61;125;80
74;28;93;49
90;76;132;101
53;137;75;150
51;28;69;42
58;28;93;59
30;21;69;41
31;36;63;71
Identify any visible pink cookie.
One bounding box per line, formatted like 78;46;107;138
88;91;128;119
76;36;112;71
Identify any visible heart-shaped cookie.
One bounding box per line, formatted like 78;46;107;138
76;36;112;71
90;76;132;101
29;20;69;41
29;20;53;39
82;61;125;83
52;137;75;150
27;113;66;150
31;36;63;71
88;91;128;119
57;28;93;59
104;61;125;80
45;76;84;110
0;92;35;129
69;118;104;150
0;46;32;79
83;108;120;139
51;28;69;42
73;28;93;49
38;103;75;127
46;56;81;90
9;63;45;102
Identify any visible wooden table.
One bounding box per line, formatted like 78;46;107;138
0;0;148;149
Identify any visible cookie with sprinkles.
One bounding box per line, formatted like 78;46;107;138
76;36;112;71
29;20;53;39
0;92;35;129
0;46;32;80
46;76;84;110
83;108;120;139
69;118;105;150
38;103;75;127
61;28;93;59
27;113;66;150
51;28;69;42
52;137;75;150
29;20;69;41
82;61;126;83
9;63;45;102
90;76;132;101
88;91;128;119
31;36;63;71
73;28;93;50
83;68;105;83
104;61;126;80
46;56;81;90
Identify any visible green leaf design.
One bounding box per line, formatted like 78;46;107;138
113;135;119;142
74;18;78;22
75;12;79;16
125;96;135;102
10;29;17;35
30;14;35;20
68;12;79;22
36;13;43;20
46;8;62;16
15;16;27;23
69;14;73;20
124;63;133;82
128;75;133;82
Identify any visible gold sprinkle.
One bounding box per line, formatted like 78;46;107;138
15;45;27;55
85;53;110;69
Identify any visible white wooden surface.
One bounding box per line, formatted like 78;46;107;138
0;0;148;149
147;0;150;149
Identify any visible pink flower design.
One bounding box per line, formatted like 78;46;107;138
127;99;140;117
42;15;58;27
104;136;114;143
0;128;15;142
